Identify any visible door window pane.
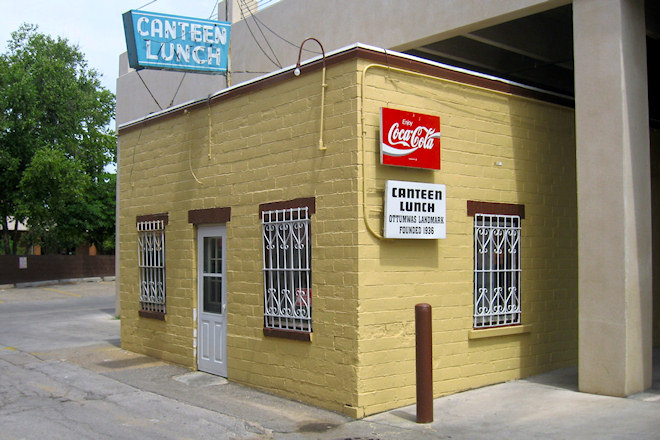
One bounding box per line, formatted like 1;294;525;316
204;237;222;274
203;236;222;314
203;276;222;313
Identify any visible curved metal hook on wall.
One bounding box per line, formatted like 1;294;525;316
294;38;327;150
295;37;326;73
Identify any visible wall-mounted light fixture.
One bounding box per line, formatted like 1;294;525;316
294;38;327;150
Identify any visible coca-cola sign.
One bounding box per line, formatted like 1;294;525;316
380;107;441;170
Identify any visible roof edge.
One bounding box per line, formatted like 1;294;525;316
118;43;573;134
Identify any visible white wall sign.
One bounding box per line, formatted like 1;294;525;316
384;180;446;239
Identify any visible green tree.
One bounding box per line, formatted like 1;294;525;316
0;24;116;254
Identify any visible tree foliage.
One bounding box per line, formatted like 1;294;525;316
0;24;116;254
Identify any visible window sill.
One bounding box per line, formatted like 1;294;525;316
139;310;166;320
468;324;532;340
263;328;312;341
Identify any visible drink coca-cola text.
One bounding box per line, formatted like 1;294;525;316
387;122;437;150
381;107;441;170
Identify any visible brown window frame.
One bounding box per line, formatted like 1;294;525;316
260;198;315;341
136;213;168;320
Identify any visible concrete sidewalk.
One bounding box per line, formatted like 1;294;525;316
29;337;660;439
368;366;660;440
2;281;659;439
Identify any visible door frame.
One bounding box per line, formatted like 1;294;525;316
196;224;227;377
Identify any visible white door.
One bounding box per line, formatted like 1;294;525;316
197;224;227;376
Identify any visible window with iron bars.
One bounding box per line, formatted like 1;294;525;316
137;219;166;314
261;207;312;333
474;213;521;328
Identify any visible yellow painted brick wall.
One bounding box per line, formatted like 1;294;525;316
119;125;199;368
119;60;362;414
119;53;578;418
354;61;578;416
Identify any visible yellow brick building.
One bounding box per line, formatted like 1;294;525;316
118;45;577;417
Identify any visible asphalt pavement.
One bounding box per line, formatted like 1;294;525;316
1;280;659;439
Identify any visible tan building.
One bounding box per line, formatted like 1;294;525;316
118;44;586;417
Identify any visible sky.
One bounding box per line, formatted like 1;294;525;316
0;0;226;96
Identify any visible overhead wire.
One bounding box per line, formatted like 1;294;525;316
129;2;278;105
136;70;163;110
133;1;220;43
207;0;219;19
131;0;229;108
133;0;297;61
238;0;281;67
248;5;320;55
258;0;281;8
168;73;188;107
239;0;258;14
238;0;282;68
137;0;158;9
246;3;282;68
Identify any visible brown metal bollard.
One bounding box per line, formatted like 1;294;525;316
415;303;433;423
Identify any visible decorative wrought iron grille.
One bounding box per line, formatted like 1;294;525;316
137;219;166;313
473;214;521;328
262;207;312;332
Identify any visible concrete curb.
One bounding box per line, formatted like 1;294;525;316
12;276;112;289
59;277;103;284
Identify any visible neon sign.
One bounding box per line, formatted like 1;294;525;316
123;10;230;73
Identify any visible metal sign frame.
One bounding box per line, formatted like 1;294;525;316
123;10;230;73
